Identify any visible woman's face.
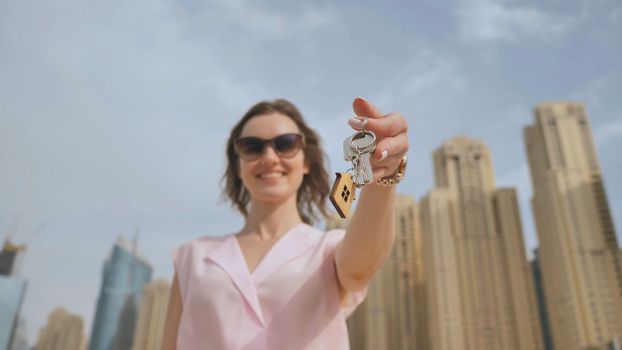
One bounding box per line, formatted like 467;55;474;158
237;112;310;205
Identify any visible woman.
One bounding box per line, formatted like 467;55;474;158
162;97;409;349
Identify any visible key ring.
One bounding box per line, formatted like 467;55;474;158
361;116;368;133
348;129;376;153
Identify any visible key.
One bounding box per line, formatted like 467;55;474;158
329;172;357;218
343;137;357;161
329;128;377;218
349;156;364;187
349;131;376;187
356;152;374;186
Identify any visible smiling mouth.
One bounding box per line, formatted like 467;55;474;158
257;172;286;179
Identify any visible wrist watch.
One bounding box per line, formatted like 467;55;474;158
376;155;408;186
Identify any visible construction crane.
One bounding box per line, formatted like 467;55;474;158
0;216;46;277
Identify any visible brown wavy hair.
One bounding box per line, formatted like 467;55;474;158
221;99;330;225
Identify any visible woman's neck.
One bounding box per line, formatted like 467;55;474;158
240;196;304;241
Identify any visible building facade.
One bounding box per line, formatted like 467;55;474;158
532;249;554;350
35;308;86;350
383;195;426;350
131;279;171;350
9;317;29;350
89;236;152;350
0;276;27;350
329;195;427;349
421;136;543;350
524;102;622;349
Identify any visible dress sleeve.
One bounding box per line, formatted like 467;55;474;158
172;242;192;305
323;229;369;318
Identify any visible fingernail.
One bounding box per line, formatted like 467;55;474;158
379;150;388;161
355;96;367;102
348;117;364;129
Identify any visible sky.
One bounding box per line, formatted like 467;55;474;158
1;0;621;345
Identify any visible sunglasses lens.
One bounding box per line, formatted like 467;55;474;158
274;134;303;157
235;137;265;158
235;134;303;160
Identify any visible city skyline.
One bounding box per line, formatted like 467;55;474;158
3;102;619;345
331;104;621;350
1;0;621;345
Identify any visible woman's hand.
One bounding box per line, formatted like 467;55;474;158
347;97;409;180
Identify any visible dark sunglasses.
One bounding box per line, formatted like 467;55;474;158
234;133;305;160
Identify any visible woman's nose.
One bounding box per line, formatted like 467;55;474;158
260;144;280;162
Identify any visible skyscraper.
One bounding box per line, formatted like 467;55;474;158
0;276;27;350
35;307;86;350
329;194;427;349
421;136;543;350
131;279;171;350
89;236;152;350
524;102;622;349
0;240;27;350
382;195;426;350
346;258;390;350
9;317;28;350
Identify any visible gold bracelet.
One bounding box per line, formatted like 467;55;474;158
376;155;408;186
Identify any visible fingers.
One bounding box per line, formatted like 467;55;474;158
347;112;407;137
372;133;409;161
371;152;405;179
352;97;384;119
372;166;390;180
348;97;410;181
365;133;408;180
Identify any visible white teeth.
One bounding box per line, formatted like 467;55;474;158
258;172;284;179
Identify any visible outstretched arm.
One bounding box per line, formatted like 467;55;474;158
335;97;409;293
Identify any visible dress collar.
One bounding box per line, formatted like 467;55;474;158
202;223;320;327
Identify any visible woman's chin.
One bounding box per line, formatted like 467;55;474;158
251;189;296;204
246;177;304;204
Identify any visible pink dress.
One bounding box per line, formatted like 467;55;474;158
172;223;367;350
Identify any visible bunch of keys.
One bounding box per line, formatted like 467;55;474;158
329;117;377;218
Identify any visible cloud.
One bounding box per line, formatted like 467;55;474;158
455;0;577;42
571;77;608;109
373;50;464;108
183;0;336;42
594;119;622;146
0;0;285;218
474;105;529;138
0;1;342;342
